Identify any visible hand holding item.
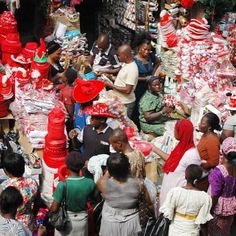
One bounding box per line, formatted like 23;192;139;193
95;71;102;76
38;225;47;236
68;129;78;139
162;106;175;115
104;79;113;88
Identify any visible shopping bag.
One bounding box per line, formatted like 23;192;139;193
143;214;170;236
48;181;70;231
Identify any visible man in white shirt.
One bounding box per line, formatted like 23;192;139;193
104;44;139;118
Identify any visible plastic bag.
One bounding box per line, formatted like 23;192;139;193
143;214;170;236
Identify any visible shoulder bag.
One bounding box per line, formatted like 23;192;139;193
48;181;70;231
143;214;170;236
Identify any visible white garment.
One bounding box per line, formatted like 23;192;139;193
160;187;213;236
160;148;201;206
87;154;109;183
113;62;138;104
55;211;88;236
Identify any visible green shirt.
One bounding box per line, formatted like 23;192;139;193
139;91;169;124
53;177;98;212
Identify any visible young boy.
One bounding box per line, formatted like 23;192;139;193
59;68;77;131
109;128;146;178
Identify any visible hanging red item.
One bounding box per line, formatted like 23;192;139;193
181;0;195;9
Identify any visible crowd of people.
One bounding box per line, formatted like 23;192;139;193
0;31;235;236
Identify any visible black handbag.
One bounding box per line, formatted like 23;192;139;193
143;214;170;236
48;181;70;231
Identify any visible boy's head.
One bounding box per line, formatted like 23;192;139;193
62;68;77;85
109;128;129;152
66;151;85;173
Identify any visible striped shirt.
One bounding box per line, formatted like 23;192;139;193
91;43;120;72
0;215;30;236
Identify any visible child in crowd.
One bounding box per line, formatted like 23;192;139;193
59;68;77;131
160;164;212;236
208;137;236;236
0;186;46;236
51;152;98;236
109;128;145;179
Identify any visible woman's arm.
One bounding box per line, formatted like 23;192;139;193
144;106;174;123
201;137;220;170
96;170;110;198
152;144;169;161
143;184;154;215
50;200;60;213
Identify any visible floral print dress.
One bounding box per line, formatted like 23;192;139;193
1;177;38;231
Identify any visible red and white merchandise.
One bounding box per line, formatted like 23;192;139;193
1;32;22;65
43;106;68;169
159;10;178;48
41;106;68;202
0;11;17;44
0;94;9;118
30;39;51;90
0;73;14;100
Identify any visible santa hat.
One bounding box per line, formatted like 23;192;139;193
34;38;48;63
181;0;195;9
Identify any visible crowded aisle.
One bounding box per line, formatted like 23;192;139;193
0;0;236;235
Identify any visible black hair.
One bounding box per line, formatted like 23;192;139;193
66;151;85;173
2;153;25;177
185;164;203;185
0;186;23;215
132;31;152;49
225;152;236;165
204;112;221;131
107;153;130;180
47;40;61;55
65;68;77;85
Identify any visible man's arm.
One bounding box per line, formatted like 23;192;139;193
105;80;133;94
103;67;121;75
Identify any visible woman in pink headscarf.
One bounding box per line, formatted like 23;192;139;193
208;137;236;236
152;119;202;206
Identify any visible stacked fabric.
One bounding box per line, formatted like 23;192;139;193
10;85;62;148
43;106;67;169
176;19;230;86
1;33;22;65
159;10;178;48
0;11;17;43
186;18;210;40
42;106;67;202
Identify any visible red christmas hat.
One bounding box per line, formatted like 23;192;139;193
181;0;195;9
73;79;105;103
11;54;32;64
34;38;48;63
84;103;117;118
15;68;30;85
22;42;38;59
